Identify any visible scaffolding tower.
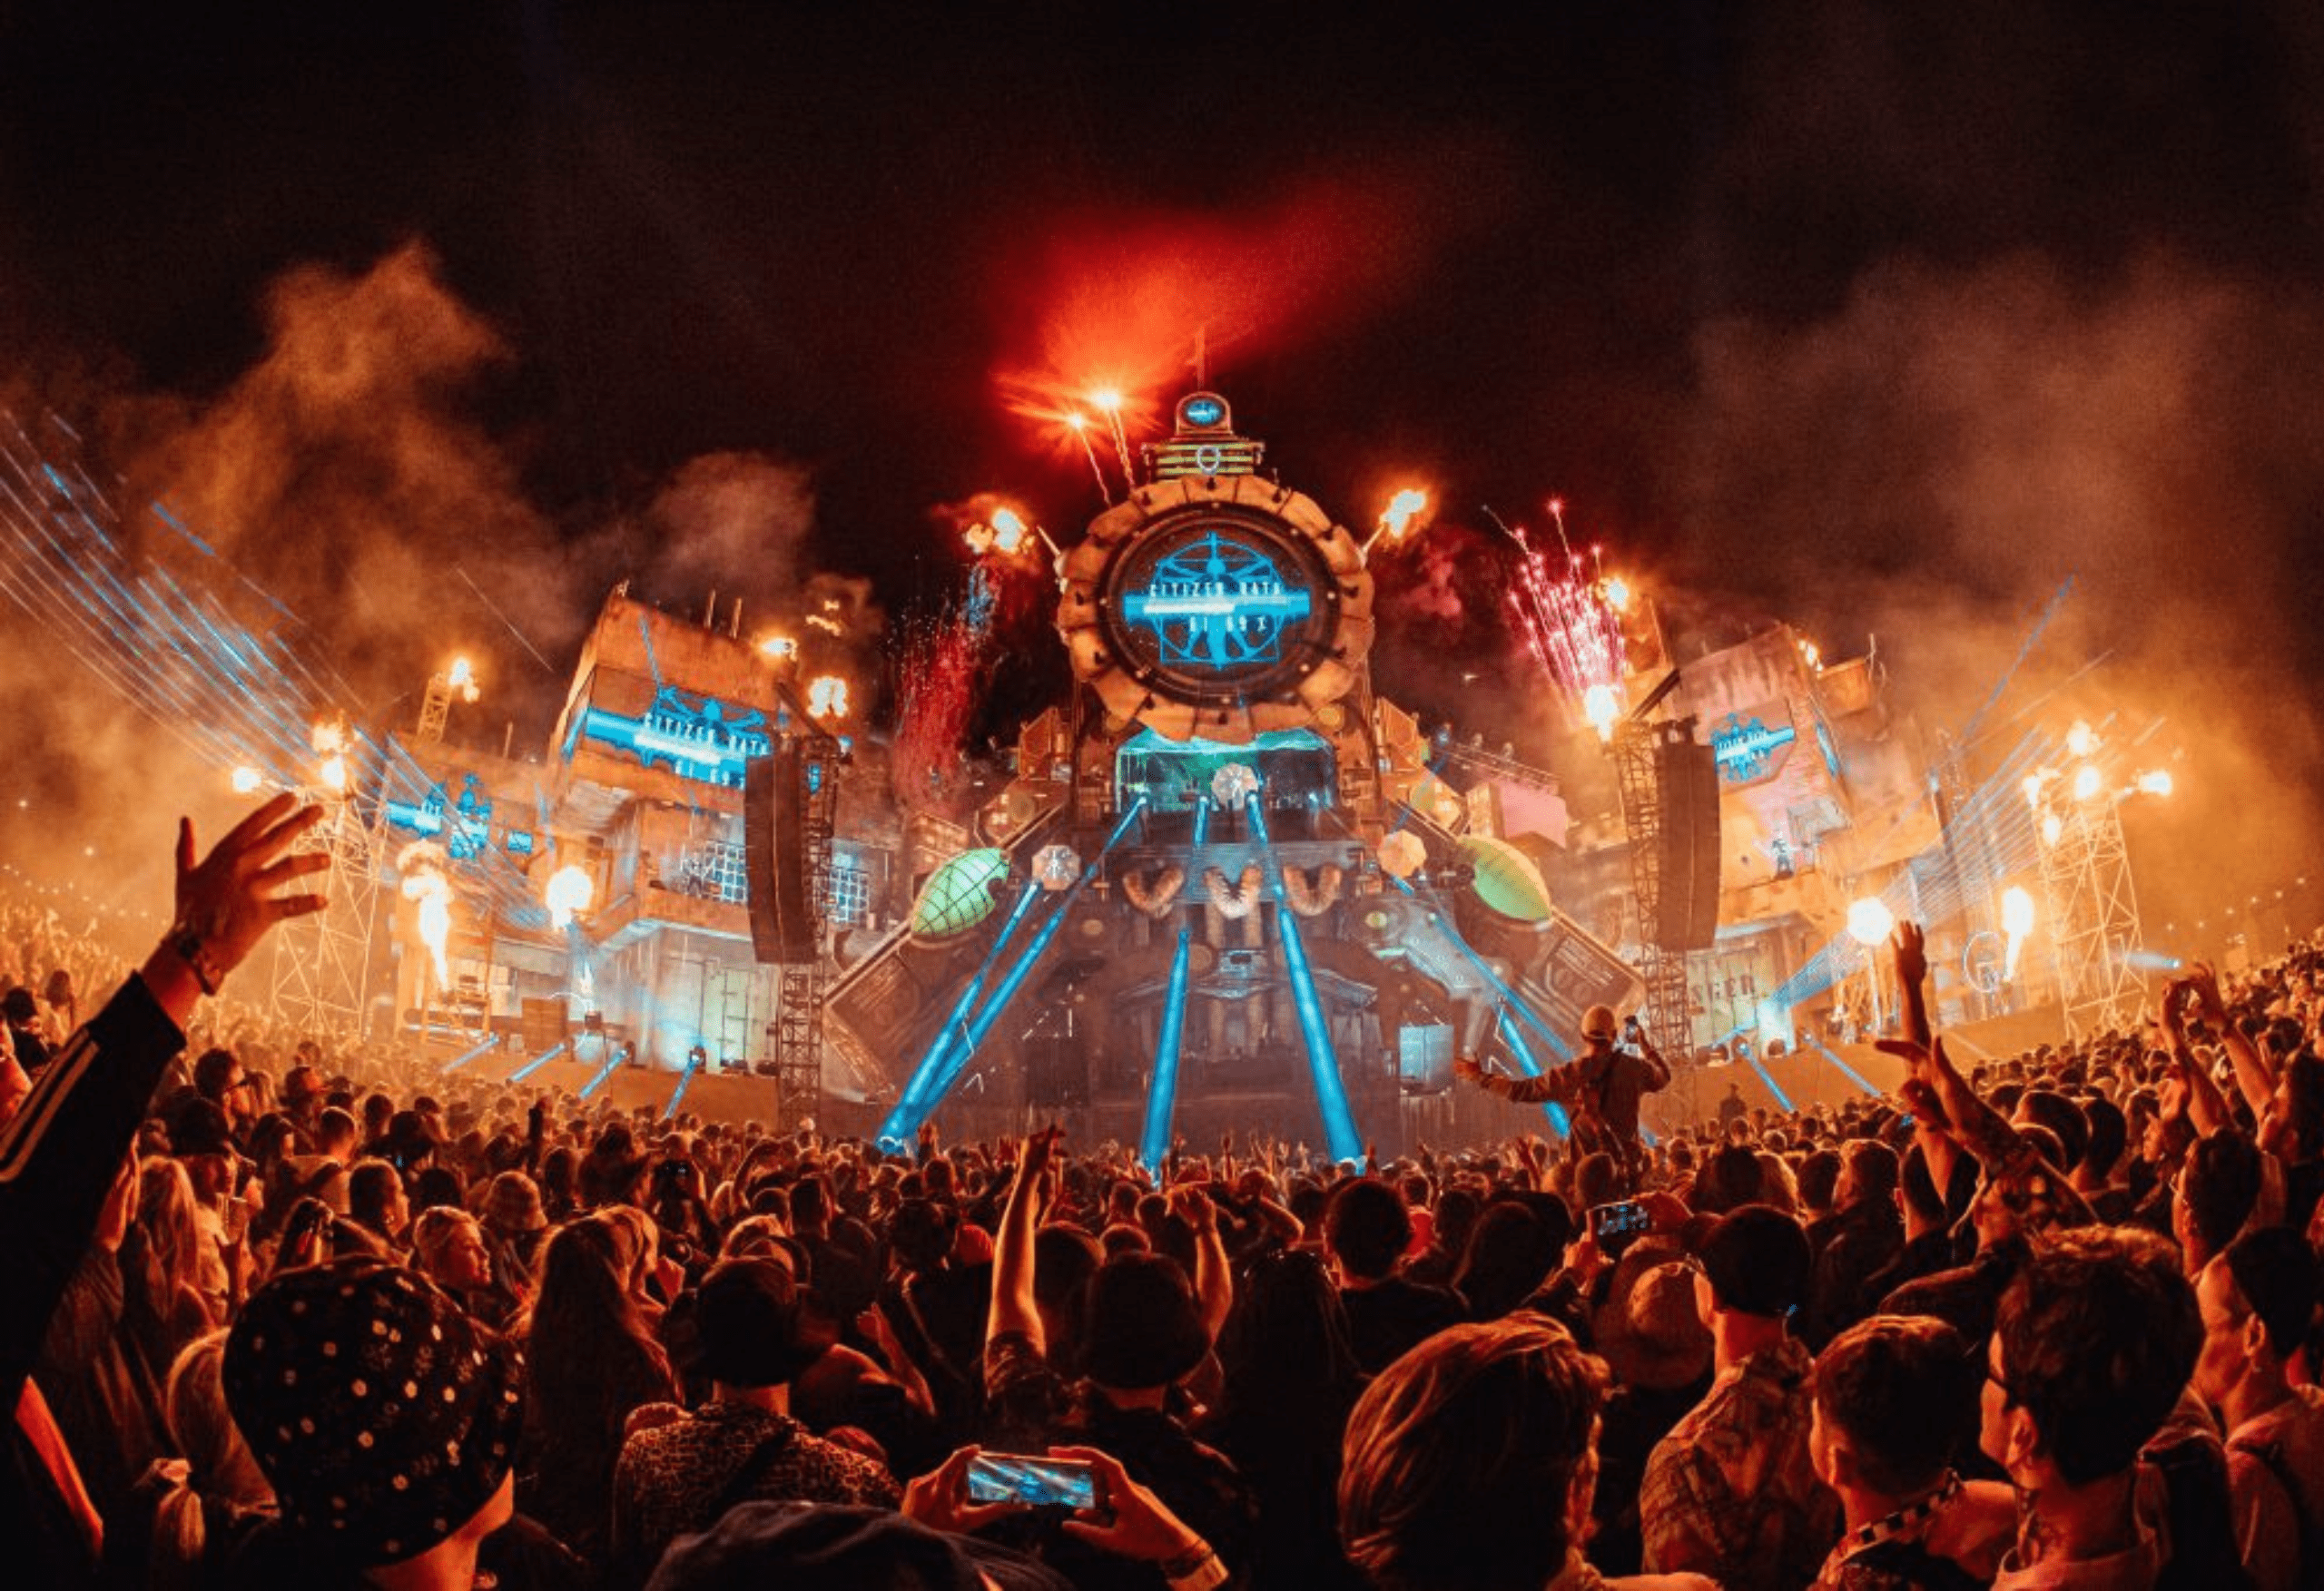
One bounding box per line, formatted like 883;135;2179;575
1611;722;1692;1050
267;790;384;1037
2038;790;2147;1039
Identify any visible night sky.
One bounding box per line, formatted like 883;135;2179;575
4;3;2321;941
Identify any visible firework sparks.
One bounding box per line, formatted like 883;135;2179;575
893;569;1004;817
1493;502;1629;740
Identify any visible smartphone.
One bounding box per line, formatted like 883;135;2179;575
965;1453;1099;1512
1589;1198;1650;1257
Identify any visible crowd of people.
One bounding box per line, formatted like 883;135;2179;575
5;793;2322;1589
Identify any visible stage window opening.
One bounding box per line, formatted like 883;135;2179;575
1112;728;1337;817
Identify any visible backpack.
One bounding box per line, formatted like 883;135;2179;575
2148;1435;2256;1591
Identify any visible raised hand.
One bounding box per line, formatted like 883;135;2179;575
1891;919;1927;991
171;794;330;985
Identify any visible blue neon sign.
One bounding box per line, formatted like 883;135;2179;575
1710;712;1797;785
576;687;773;788
1119;529;1312;673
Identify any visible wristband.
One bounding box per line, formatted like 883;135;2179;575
1160;1543;1225;1591
166;925;225;997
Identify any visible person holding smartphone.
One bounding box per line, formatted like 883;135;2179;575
1454;1006;1673;1185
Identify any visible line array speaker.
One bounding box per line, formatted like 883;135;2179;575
744;748;818;963
1652;735;1722;952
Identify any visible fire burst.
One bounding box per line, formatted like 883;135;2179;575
1364;487;1431;555
807;675;851;719
1496;502;1628;740
396;840;454;992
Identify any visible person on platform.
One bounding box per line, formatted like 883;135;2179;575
1454;1005;1672;1181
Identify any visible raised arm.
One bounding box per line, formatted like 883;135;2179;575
1167;1183;1233;1341
2187;964;2276;1119
986;1123;1061;1353
1893;920;1932;1050
1;794;326;1393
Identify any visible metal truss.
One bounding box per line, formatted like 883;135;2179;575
2037;793;2147;1039
266;791;384;1038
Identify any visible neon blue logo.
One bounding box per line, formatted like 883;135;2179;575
1119;529;1312;673
1183;396;1225;427
1710;712;1797;785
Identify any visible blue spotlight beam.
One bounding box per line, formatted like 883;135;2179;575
579;1041;628;1100
664;1051;704;1120
1190;796;1211;847
0;416;552;930
1807;1038;1881;1097
507;1040;568;1085
877;880;1047;1143
1139;926;1196;1169
884;800;1148;1142
1386;875;1574;1064
1246;795;1364;1164
438;1035;500;1075
1493;1007;1571;1137
1746;1053;1797;1113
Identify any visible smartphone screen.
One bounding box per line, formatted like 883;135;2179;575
1589;1199;1649;1254
964;1453;1098;1512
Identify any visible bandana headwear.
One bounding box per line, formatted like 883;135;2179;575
223;1257;524;1566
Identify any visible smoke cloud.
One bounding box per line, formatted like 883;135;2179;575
1673;251;2324;935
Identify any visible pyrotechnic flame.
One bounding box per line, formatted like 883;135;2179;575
1846;897;1896;948
2072;763;2103;802
397;842;454;990
2065;721;2097;758
757;633;799;660
320;754;349;792
1090;388;1122;413
1602;575;1632;614
447;655;480;703
2041;813;2063;847
546;865;595;929
2022;773;2045;808
989;507;1029;554
808;676;850;719
1582;682;1621;741
310;720;346;754
805;614;843;635
2136;769;2173;799
1376;488;1429;548
2002;886;2036;979
231;766;261;794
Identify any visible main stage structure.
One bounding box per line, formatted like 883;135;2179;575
824;392;1641;1158
0;396;2171;1152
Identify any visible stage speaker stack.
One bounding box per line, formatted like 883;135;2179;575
744;748;818;964
1652;733;1722;952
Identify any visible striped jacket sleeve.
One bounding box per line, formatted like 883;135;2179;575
0;975;182;1394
